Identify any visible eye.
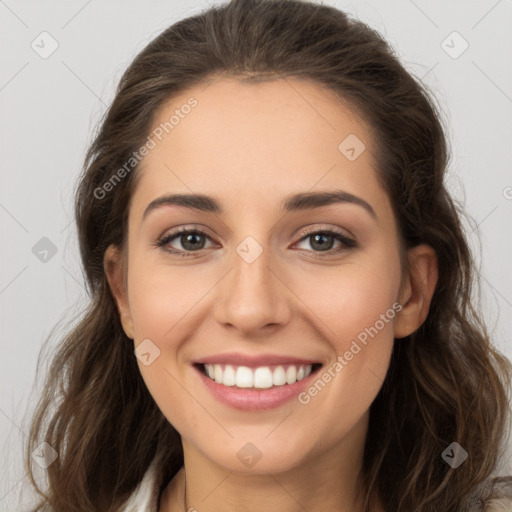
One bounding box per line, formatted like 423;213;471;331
294;228;357;255
155;225;358;258
156;227;216;256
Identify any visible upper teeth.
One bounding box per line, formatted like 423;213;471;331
204;364;313;388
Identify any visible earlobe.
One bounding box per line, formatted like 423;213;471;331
104;244;134;339
394;244;438;339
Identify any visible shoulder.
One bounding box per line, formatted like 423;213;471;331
463;476;512;512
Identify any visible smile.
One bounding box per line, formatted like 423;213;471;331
193;359;323;410
200;363;319;388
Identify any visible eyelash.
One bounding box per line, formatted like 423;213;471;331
155;226;358;258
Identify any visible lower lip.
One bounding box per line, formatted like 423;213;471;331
194;365;321;411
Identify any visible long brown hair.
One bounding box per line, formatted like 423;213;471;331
24;0;512;510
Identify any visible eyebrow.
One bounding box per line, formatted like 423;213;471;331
142;190;377;221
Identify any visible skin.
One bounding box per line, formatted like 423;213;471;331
104;77;438;512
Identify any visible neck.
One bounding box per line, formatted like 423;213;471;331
159;414;385;512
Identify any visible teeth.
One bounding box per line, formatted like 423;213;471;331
203;363;314;388
223;365;236;386
214;365;223;384
285;365;297;384
272;365;286;386
254;367;273;388
235;366;253;388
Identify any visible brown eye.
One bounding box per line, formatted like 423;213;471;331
157;228;215;256
295;229;357;254
176;232;207;251
307;232;336;251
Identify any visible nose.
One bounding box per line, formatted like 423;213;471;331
213;245;292;337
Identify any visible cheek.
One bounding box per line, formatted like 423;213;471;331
125;259;209;434
126;255;214;342
295;254;401;346
291;251;401;401
289;262;400;446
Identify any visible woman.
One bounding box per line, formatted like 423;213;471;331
24;0;512;511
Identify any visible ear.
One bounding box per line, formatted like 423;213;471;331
104;244;134;339
394;244;438;339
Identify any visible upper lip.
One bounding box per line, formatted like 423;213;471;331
193;352;322;368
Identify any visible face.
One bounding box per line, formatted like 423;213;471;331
105;77;437;476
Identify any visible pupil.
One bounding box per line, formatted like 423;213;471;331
311;233;333;251
183;233;204;250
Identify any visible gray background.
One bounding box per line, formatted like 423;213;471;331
1;0;511;509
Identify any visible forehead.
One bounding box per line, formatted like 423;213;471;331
130;77;390;221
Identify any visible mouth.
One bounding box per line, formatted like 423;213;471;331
194;362;323;389
191;352;325;410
